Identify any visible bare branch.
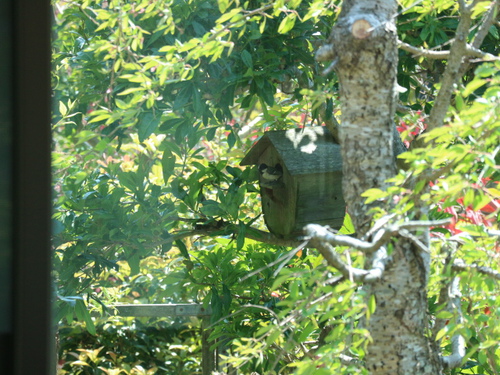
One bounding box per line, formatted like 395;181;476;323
487;229;500;237
239;241;308;282
459;0;500;76
452;258;500;280
318;102;341;143
307;232;390;282
304;219;451;253
316;43;336;62
363;246;390;282
425;4;473;138
321;58;339;76
398;40;450;59
398;40;500;61
398;218;452;230
399;229;430;253
441;277;466;369
465;45;500;61
304;218;452;280
163;222;304;248
304;223;388;253
413;0;499;148
472;1;499;49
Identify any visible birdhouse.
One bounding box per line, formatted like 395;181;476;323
241;126;345;238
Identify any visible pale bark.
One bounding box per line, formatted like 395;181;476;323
317;0;443;372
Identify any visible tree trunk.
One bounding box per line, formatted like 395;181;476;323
323;1;443;372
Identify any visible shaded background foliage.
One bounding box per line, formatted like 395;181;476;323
52;0;499;374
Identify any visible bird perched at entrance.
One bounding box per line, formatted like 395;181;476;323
258;163;283;188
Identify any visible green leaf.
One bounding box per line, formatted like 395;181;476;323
192;87;203;116
463;78;486;97
463;189;475;208
200;200;226;217
217;7;242;24
471;191;492;211
227;131;237;148
206;127;217;141
436;310;454;319
59;101;68;117
266;329;281;345
117;171;140;193
127;252;141;276
278;14;296;34
259;80;275;107
241;50;253;68
339;213;355;234
138;112;160;142
368;294;376;318
435;327;448;342
175;239;190;260
488;24;499;39
210;287;222;322
117;87;144;96
75;300;96;335
161;150;176;181
362;188;388;203
173;84;193;110
88;112;111;123
218;0;230;13
115;98;129;109
159;117;186;133
298;322;315;342
479;340;499;349
222;284;232;314
236;221;246;250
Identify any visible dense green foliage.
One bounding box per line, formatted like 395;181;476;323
52;0;499;373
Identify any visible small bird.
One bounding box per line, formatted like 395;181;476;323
258;163;283;188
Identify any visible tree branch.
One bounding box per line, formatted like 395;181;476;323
452;258;500;280
425;4;473;138
307;233;389;282
304;223;389;253
304;218;451;253
458;0;500;77
441;276;466;369
413;0;499;149
166;223;304;248
304;218;449;282
398;40;500;61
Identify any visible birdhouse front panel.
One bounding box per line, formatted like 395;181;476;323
257;146;297;237
241;126;346;238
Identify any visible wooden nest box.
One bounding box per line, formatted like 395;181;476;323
241;126;345;238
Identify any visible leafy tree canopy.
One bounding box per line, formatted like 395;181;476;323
52;0;500;373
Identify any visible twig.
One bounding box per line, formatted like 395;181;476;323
398;41;451;59
207;4;274;43
238;240;308;282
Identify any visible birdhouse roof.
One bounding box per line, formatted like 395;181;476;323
240;126;342;175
